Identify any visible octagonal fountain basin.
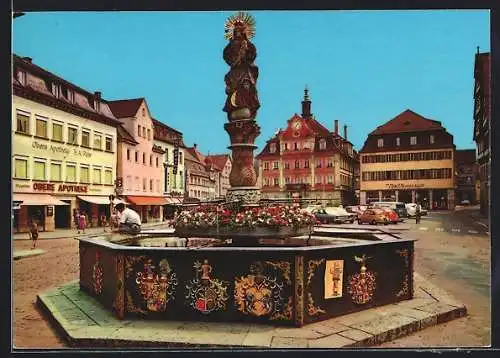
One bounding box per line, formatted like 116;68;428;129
77;227;415;327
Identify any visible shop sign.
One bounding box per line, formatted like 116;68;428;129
385;183;425;189
32;140;92;158
33;182;88;193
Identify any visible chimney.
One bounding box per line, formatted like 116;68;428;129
334;120;339;135
344;125;348;140
22;57;32;63
194;143;197;149
301;86;312;119
94;91;102;100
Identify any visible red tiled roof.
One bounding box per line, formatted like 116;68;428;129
117;125;138;144
306;118;331;136
370;109;443;135
205;154;231;171
107;98;144;118
152;118;182;135
455;149;476;165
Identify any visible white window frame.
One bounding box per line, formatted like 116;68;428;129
13;156;29;179
410;136;417;145
33;158;47;181
377;138;384;148
66;162;77;183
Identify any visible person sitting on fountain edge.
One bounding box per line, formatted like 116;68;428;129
115;203;141;235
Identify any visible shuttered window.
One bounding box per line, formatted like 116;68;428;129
80;166;89;183
104;169;112;185
52;123;63;141
50;163;61;181
66;165;76;182
14;158;28;179
34;161;46;180
93;168;102;184
36;119;47;138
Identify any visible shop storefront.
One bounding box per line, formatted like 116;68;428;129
77;195;128;227
162;197;183;220
124;196;168;223
12;193;69;232
13;180;116;232
362;186;454;210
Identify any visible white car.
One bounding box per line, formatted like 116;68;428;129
324;207;356;224
405;203;428;217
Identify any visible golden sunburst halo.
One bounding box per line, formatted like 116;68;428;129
224;11;256;40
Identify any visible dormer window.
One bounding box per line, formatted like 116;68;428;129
396;137;400;146
16;70;26;85
270;143;277;153
319;139;326;150
430;135;435;144
377;138;384;148
51;83;59;97
410;136;417;145
94;99;100;112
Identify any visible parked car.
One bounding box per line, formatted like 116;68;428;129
303;205;322;214
313;209;337;224
345;206;365;219
379;208;400;223
405;203;428;217
459;199;471;206
370;201;408;218
358;208;389;225
324;207;357;224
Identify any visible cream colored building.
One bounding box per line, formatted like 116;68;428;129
360;110;456;210
152;119;186;200
12;55;120;232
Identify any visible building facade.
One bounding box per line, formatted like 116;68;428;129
152;119;186;200
473;50;490;217
205;154;232;198
256;89;358;206
359;109;456;210
12;55;120;232
455;149;477;205
108;98;166;223
184;145;218;201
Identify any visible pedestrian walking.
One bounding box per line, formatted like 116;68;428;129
78;211;87;234
100;212;107;232
29;220;39;249
415;203;421;224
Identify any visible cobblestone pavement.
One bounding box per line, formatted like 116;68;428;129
377;208;490;347
12;208;490;348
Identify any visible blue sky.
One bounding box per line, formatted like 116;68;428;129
13;11;490;154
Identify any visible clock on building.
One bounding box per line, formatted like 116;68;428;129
292;121;302;130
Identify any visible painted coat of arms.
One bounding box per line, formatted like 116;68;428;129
185;259;229;314
92;251;103;295
135;258;178;312
347;254;377;305
234;261;285;317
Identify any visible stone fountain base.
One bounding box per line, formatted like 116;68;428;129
226;186;261;204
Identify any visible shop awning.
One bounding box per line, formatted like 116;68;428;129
77;195;128;205
13;194;70;206
164;197;183;205
126;196;169;206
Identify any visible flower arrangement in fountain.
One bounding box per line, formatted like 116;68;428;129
173;204;318;231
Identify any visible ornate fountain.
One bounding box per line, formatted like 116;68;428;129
222;12;261;205
77;12;415;328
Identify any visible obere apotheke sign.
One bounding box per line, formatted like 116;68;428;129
33;182;88;193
